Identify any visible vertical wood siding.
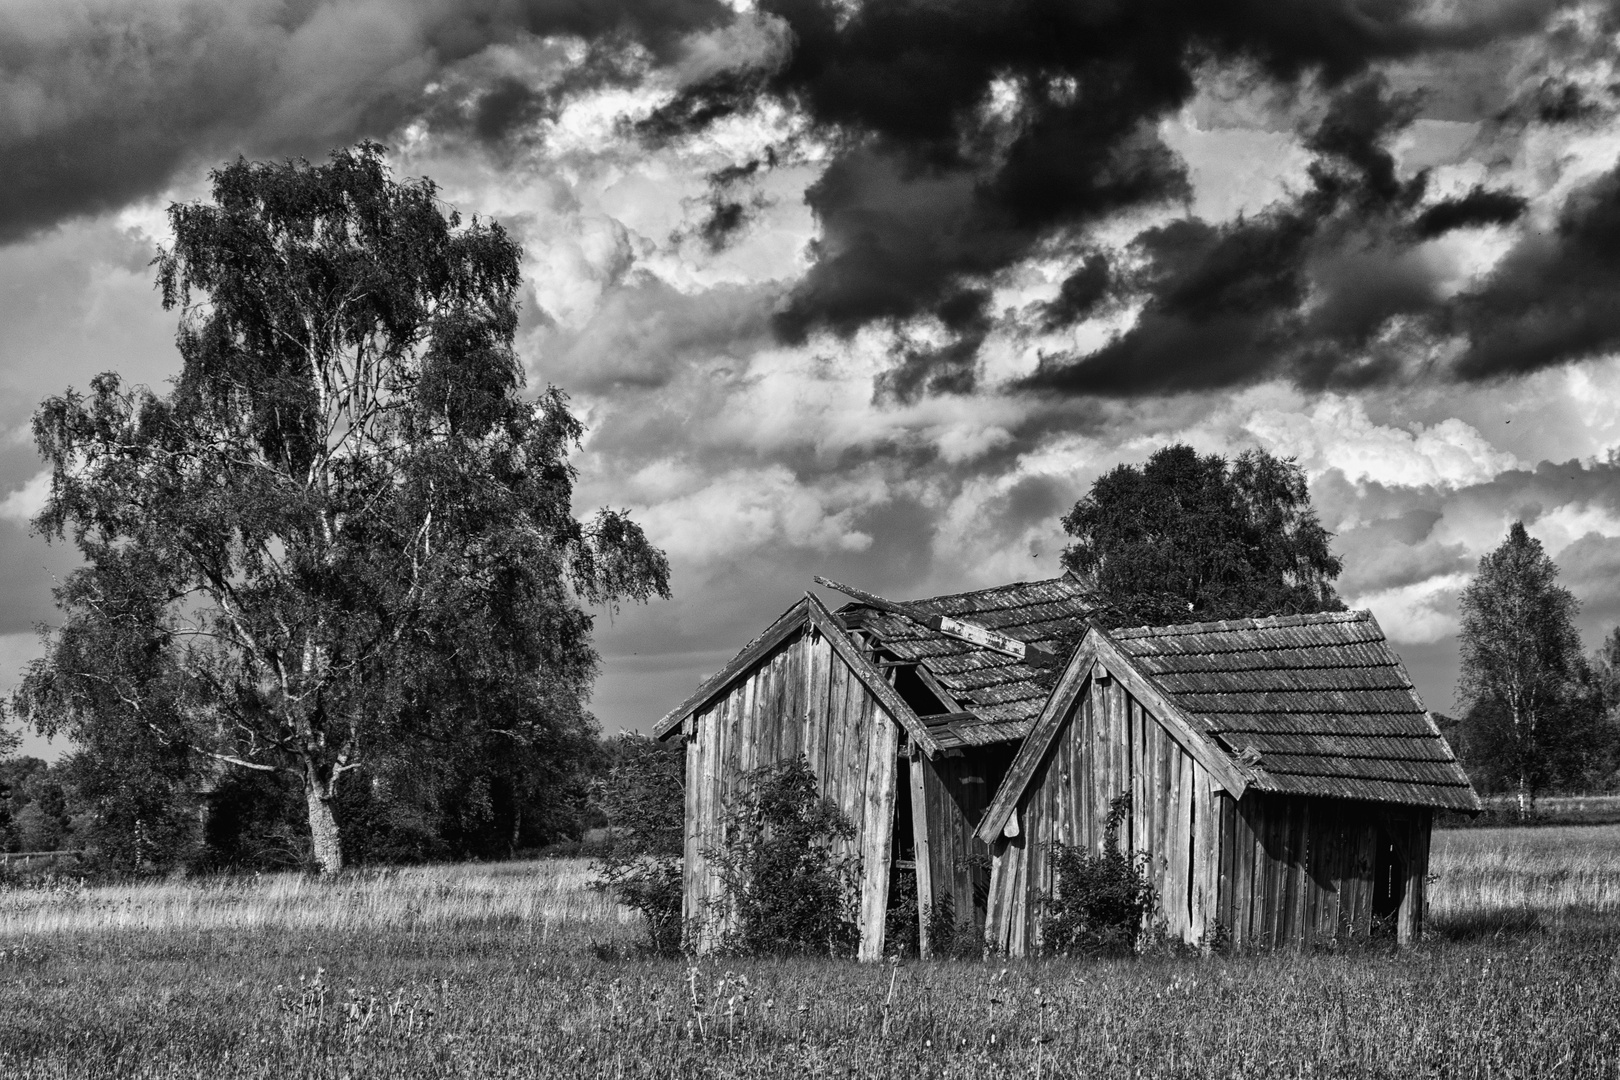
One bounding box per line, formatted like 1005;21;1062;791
985;674;1212;954
982;673;1437;955
1215;793;1433;948
682;625;900;959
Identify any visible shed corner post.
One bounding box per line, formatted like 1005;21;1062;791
1396;807;1432;948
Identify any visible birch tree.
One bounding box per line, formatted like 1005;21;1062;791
1457;522;1582;818
20;145;669;874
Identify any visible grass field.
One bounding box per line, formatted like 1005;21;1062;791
1;826;1618;1078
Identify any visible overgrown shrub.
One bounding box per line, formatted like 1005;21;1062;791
592;734;686;955
883;880;984;959
926;893;986;959
706;756;859;957
1040;792;1158;957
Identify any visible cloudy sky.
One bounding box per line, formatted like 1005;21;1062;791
5;0;1620;755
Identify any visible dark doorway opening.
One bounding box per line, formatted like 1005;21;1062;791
884;755;921;956
1373;826;1406;919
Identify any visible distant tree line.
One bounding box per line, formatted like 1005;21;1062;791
0;735;627;872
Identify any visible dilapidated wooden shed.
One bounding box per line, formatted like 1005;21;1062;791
653;576;1090;958
976;611;1481;955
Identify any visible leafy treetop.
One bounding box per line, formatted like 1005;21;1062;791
1060;444;1343;629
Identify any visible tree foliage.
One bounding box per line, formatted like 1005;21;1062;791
1457;522;1585;814
0;757;76;855
1060;445;1343;629
18;144;669;873
593;734;687;955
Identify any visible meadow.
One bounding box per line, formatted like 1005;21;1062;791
1;826;1617;1078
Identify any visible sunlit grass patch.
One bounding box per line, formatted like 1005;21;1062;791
0;858;632;943
1429;824;1620;926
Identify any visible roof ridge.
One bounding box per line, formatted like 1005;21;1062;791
896;575;1084;608
1110;609;1372;638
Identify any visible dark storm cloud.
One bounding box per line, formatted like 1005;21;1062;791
876;288;992;401
1041;254;1113;330
1412;186;1529;238
1529;79;1609;124
0;0;733;243
1022;76;1443;395
645;0;1608;398
1449;163;1620;379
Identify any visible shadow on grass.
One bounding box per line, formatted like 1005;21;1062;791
1429;907;1542;942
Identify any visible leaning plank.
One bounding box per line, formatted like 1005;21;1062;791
1216;791;1236;940
807;629;833;789
857;710;900;962
985;838;1011;955
909;755;935;958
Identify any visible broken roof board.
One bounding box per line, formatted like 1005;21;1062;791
838;576;1093;746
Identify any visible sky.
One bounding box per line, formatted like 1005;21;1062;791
5;0;1620;758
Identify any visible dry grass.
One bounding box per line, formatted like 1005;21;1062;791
0;859;630;941
1;830;1618;1077
1429;823;1620;929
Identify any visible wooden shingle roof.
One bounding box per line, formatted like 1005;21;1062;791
1108;611;1479;811
839;576;1092;748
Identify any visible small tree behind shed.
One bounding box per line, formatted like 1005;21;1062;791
594;734;686;954
1458;522;1583;818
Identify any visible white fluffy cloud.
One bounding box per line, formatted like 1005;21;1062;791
1347;572;1470;645
630;464;883;564
1527;502;1620;556
0;470;49;525
1245;394;1521;491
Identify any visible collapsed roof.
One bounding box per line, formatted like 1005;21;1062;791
837;575;1093;748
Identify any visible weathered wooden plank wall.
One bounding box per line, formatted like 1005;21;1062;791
984;674;1212;954
682;625;900;959
1218;794;1433;948
982;672;1439;956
